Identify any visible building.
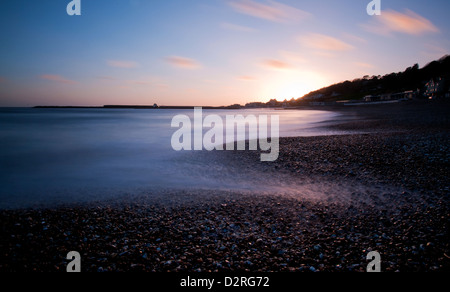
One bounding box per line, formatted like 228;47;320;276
363;90;418;103
380;93;392;101
400;90;419;100
425;77;446;99
364;95;375;102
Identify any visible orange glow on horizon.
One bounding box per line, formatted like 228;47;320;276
258;70;327;102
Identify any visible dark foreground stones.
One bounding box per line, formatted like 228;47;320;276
1;184;448;272
1;101;449;272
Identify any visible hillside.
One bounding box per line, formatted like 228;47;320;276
298;55;450;103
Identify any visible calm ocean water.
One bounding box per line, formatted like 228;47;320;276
0;108;340;208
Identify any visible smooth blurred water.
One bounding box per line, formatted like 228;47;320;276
0;107;340;208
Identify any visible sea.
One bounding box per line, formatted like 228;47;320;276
0;107;342;209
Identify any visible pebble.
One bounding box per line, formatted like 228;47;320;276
0;106;448;272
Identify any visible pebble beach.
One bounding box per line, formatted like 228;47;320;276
1;101;449;272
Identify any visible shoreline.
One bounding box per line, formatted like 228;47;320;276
0;101;449;272
24;98;449;113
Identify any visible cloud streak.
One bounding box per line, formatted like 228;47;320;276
228;0;311;23
40;74;77;85
362;9;439;36
299;33;354;51
165;56;202;69
262;59;292;70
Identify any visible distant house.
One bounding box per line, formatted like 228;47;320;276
425;77;446;99
380;93;392;101
363;90;418;103
364;95;374;102
400;90;419;100
389;90;416;101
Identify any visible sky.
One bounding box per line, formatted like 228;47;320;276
0;0;449;107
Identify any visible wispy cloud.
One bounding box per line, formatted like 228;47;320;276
221;22;257;32
228;0;311;23
40;74;77;85
165;56;202;69
107;60;139;68
261;59;292;70
362;9;439;36
342;33;368;45
299;33;354;51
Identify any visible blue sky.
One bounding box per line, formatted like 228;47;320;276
1;0;449;106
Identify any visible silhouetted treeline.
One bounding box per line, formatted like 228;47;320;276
300;55;450;102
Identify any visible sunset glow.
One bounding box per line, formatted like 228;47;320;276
0;0;449;107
